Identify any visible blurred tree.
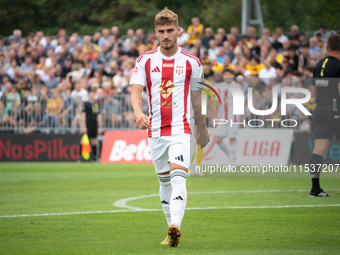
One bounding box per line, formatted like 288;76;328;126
0;0;339;36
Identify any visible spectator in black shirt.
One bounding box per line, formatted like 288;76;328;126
202;27;214;49
285;46;299;71
289;25;300;49
61;56;72;78
271;33;283;51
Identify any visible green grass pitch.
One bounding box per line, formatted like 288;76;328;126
0;163;339;254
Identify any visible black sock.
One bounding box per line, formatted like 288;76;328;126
309;153;323;190
92;145;97;159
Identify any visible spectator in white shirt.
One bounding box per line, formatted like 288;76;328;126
71;82;89;102
275;26;288;44
177;28;190;51
259;59;277;84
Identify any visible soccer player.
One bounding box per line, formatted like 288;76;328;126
130;8;209;247
81;89;102;162
309;34;340;197
213;68;240;166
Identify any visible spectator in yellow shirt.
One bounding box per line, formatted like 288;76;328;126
245;57;264;76
186;17;204;46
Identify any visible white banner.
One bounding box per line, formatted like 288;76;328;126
200;128;294;166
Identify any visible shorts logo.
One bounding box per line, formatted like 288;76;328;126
175;155;184;162
175;66;184;75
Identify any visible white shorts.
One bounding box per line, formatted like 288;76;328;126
148;134;194;174
214;123;239;138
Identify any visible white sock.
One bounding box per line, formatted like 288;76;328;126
217;141;229;156
229;141;237;165
170;169;187;228
159;174;172;226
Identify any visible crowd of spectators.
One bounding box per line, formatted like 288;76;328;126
0;21;337;133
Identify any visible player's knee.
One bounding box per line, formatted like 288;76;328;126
216;137;223;144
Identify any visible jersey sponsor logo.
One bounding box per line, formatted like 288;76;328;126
175;66;184;75
149;128;159;132
157;80;176;108
151;66;160;72
162;63;174;68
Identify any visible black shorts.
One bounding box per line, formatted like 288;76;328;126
314;105;340;141
87;122;98;138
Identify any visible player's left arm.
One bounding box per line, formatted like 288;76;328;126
191;64;209;148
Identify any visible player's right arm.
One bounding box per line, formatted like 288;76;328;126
131;84;150;130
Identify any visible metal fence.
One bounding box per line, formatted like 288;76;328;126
0;86;314;134
0;93;149;134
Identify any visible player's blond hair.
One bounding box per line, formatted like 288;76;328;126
155;7;178;27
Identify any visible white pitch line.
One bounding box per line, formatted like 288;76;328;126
1;189;340;219
113;189;340;210
1;204;340;219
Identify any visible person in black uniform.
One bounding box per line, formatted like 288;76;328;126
81;89;102;161
309;34;340;197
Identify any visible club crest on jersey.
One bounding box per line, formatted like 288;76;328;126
175;66;184;75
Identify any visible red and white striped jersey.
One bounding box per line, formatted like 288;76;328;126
130;46;203;138
215;81;241;122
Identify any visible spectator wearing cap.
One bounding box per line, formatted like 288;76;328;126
275;26;288;44
309;37;321;57
186;17;204;46
313;24;331;45
177;27;190;51
298;43;312;74
98;28;110;50
202;27;214;49
289;25;300;48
